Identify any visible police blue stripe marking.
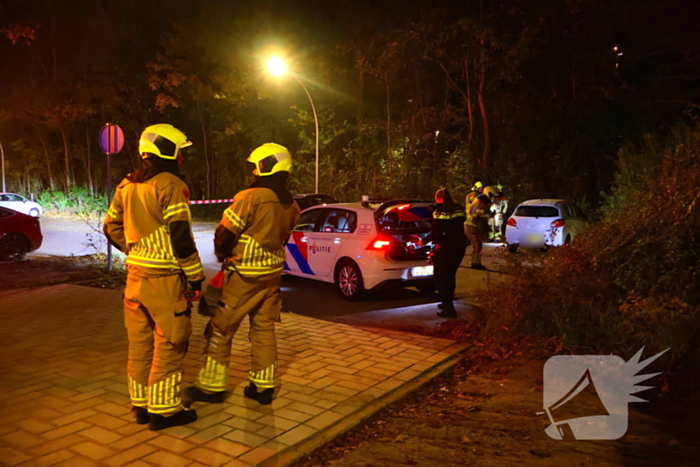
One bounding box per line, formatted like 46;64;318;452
286;244;315;275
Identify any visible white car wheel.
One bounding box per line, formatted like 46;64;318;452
335;260;365;301
29;208;40;217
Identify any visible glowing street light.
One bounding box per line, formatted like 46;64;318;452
265;56;320;193
266;57;287;77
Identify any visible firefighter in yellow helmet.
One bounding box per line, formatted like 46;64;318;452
187;143;301;405
104;124;204;430
465;186;497;269
465;181;483;207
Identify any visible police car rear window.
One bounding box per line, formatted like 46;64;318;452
514;206;559;217
378;214;431;233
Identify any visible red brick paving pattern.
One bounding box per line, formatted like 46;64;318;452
0;285;465;466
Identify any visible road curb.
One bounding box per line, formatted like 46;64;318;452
259;343;473;467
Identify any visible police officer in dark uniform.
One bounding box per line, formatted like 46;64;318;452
420;188;467;318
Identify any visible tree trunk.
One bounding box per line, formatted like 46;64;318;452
60;127;71;189
463;59;475;142
85;125;94;194
125;133;138;171
357;64;364;136
197;102;211;200
385;74;392;182
477;50;490;169
572;58;577;102
39;134;55;191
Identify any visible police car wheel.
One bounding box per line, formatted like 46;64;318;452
335;260;365;301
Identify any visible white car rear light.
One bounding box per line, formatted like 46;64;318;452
550;219;565;228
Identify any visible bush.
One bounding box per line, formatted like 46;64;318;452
38;187;108;216
478;123;700;388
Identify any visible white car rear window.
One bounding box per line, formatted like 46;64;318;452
514;206;559;217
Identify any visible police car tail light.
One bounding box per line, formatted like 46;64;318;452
507;218;517;227
367;236;392;251
550;219;565;228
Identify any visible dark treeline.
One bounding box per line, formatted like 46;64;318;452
1;0;698;205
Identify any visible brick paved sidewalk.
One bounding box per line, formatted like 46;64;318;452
0;285;467;467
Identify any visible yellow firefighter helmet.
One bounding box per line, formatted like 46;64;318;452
139;124;192;160
247;143;293;176
483;186;498;198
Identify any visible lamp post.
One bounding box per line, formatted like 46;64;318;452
266;57;319;193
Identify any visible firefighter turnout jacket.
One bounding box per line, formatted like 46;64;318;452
465;195;491;227
104;172;204;281
214;187;300;279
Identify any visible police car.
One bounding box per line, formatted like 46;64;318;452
284;199;435;300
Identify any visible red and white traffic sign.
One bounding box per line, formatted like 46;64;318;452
99;123;124;155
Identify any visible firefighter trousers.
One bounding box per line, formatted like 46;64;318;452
465;224;484;265
433;242;467;307
197;271;281;392
123;272;192;414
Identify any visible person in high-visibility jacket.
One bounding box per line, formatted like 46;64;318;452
104;124;204;431
465;181;483;208
465;186;496;270
187;143;300;406
420;188;467;318
488;184;508;242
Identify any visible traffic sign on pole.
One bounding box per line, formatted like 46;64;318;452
99;123;124;271
99;123;124;155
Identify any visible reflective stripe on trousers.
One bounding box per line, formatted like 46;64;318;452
148;373;184;414
249;362;277;389
128;376;147;408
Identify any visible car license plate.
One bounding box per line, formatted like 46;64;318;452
527;234;542;243
411;266;433;277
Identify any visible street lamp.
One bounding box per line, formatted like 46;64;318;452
266;57;320;194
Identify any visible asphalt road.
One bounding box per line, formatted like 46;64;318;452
29;217;501;328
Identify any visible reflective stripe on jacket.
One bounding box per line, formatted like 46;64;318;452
465;197;490;227
103;172;204;281
423;205;466;246
216;187;300;278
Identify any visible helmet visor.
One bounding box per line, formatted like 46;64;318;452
245;160;257;175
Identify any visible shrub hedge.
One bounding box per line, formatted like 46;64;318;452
480;124;700;387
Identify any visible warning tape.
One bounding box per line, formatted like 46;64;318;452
188;199;233;205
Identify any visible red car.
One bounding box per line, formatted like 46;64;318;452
0;206;43;260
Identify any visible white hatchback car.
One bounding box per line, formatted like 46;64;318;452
0;193;43;217
284;199;435;300
505;199;587;252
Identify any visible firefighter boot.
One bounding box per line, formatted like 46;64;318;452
184;386;226;404
471;252;486;270
132;407;148;425
149;408;197;431
244;383;274;405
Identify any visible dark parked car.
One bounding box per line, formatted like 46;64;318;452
293;194;338;211
0;206;43;260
